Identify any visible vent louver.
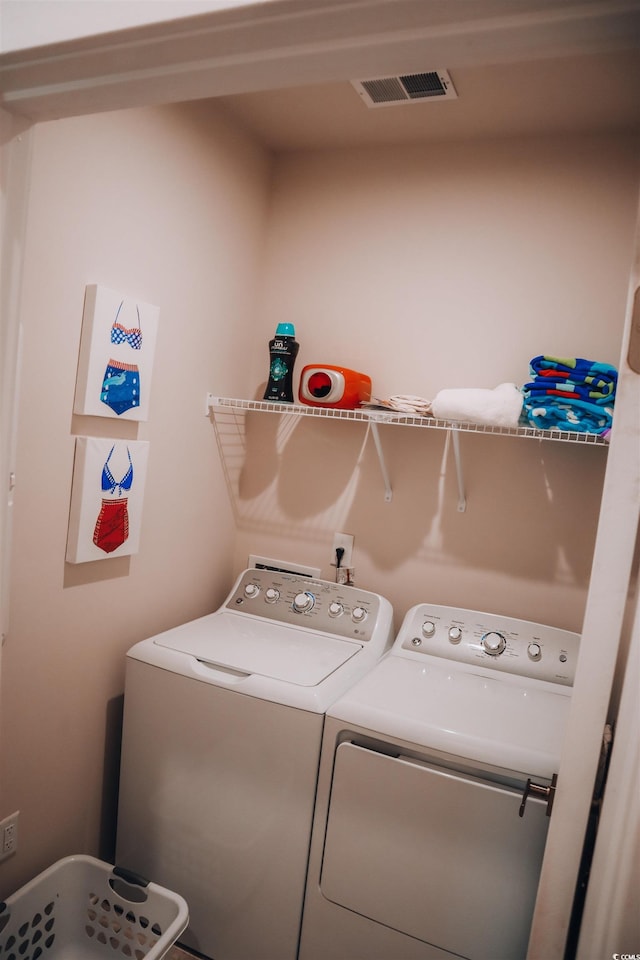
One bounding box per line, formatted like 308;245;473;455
352;70;457;108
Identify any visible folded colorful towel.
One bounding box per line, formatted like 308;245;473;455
522;355;617;434
529;355;618;385
522;396;614;434
523;382;614;404
529;356;617;394
431;382;523;428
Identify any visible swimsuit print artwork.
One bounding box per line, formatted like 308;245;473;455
66;438;150;564
92;444;133;553
73;285;159;421
101;360;140;416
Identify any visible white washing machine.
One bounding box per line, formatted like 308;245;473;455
115;568;393;960
299;602;580;960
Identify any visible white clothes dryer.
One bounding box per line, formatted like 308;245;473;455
299;602;580;960
115;568;393;960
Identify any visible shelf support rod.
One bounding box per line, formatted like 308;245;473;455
450;429;467;512
369;421;393;503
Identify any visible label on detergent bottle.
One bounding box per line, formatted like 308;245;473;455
263;323;299;402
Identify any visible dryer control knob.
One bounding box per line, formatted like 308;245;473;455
328;601;344;617
352;606;367;623
448;626;462;644
265;588;280;604
422;621;436;638
293;591;315;613
482;631;506;656
244;583;260;599
528;642;542;661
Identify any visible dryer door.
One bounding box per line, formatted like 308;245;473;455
320;742;548;960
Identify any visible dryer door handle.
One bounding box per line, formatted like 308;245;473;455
519;773;557;818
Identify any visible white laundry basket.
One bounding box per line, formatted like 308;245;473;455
0;855;188;960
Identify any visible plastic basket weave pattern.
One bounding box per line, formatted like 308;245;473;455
0;855;188;960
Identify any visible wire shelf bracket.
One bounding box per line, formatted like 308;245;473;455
206;395;607;511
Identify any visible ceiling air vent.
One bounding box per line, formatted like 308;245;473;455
352;70;457;108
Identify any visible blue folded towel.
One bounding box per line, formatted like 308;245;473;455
522;355;617;435
522;395;613;434
523;383;613;405
529;355;618;386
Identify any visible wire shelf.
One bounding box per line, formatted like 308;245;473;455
207;396;609;446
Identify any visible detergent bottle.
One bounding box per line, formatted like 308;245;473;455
263;323;299;402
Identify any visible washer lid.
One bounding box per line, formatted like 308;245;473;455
152;611;362;686
328;654;572;778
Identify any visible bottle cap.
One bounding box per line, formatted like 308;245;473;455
275;323;295;337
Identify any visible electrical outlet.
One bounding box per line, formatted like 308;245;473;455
331;533;354;568
0;811;19;861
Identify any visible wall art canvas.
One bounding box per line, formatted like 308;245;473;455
73;284;159;421
66;437;150;563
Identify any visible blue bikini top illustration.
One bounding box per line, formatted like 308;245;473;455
101;445;134;496
110;302;142;350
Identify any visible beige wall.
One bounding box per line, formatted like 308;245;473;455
1;109;33;654
1;97;638;900
233;132;639;631
0;100;271;895
254;135;636;395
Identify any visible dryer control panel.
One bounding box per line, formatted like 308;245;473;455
226;569;389;644
398;603;579;686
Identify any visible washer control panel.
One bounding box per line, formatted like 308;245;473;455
226;569;383;642
399;603;579;686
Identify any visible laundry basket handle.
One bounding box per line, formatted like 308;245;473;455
109;865;151;902
113;865;150;888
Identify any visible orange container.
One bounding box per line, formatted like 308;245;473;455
299;365;372;410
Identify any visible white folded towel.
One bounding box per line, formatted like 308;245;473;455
431;382;523;428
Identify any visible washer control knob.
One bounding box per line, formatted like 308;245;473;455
328;601;344;617
292;591;315;613
448;626;462;644
482;631;506;656
422;621;436;638
352;606;367;623
528;642;542;661
265;588;280;604
244;583;260;599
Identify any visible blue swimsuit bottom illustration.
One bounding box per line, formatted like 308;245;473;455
100;302;143;415
101;360;140;415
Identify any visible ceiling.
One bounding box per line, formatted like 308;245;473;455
2;0;639;130
217;49;640;151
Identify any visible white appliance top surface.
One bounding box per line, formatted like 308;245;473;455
328;654;570;778
328;603;580;778
126;569;394;713
152;612;360;686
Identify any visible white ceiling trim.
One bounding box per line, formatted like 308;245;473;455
1;0;639;121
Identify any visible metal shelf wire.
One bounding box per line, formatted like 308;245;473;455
206;395;609;445
206;394;608;511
